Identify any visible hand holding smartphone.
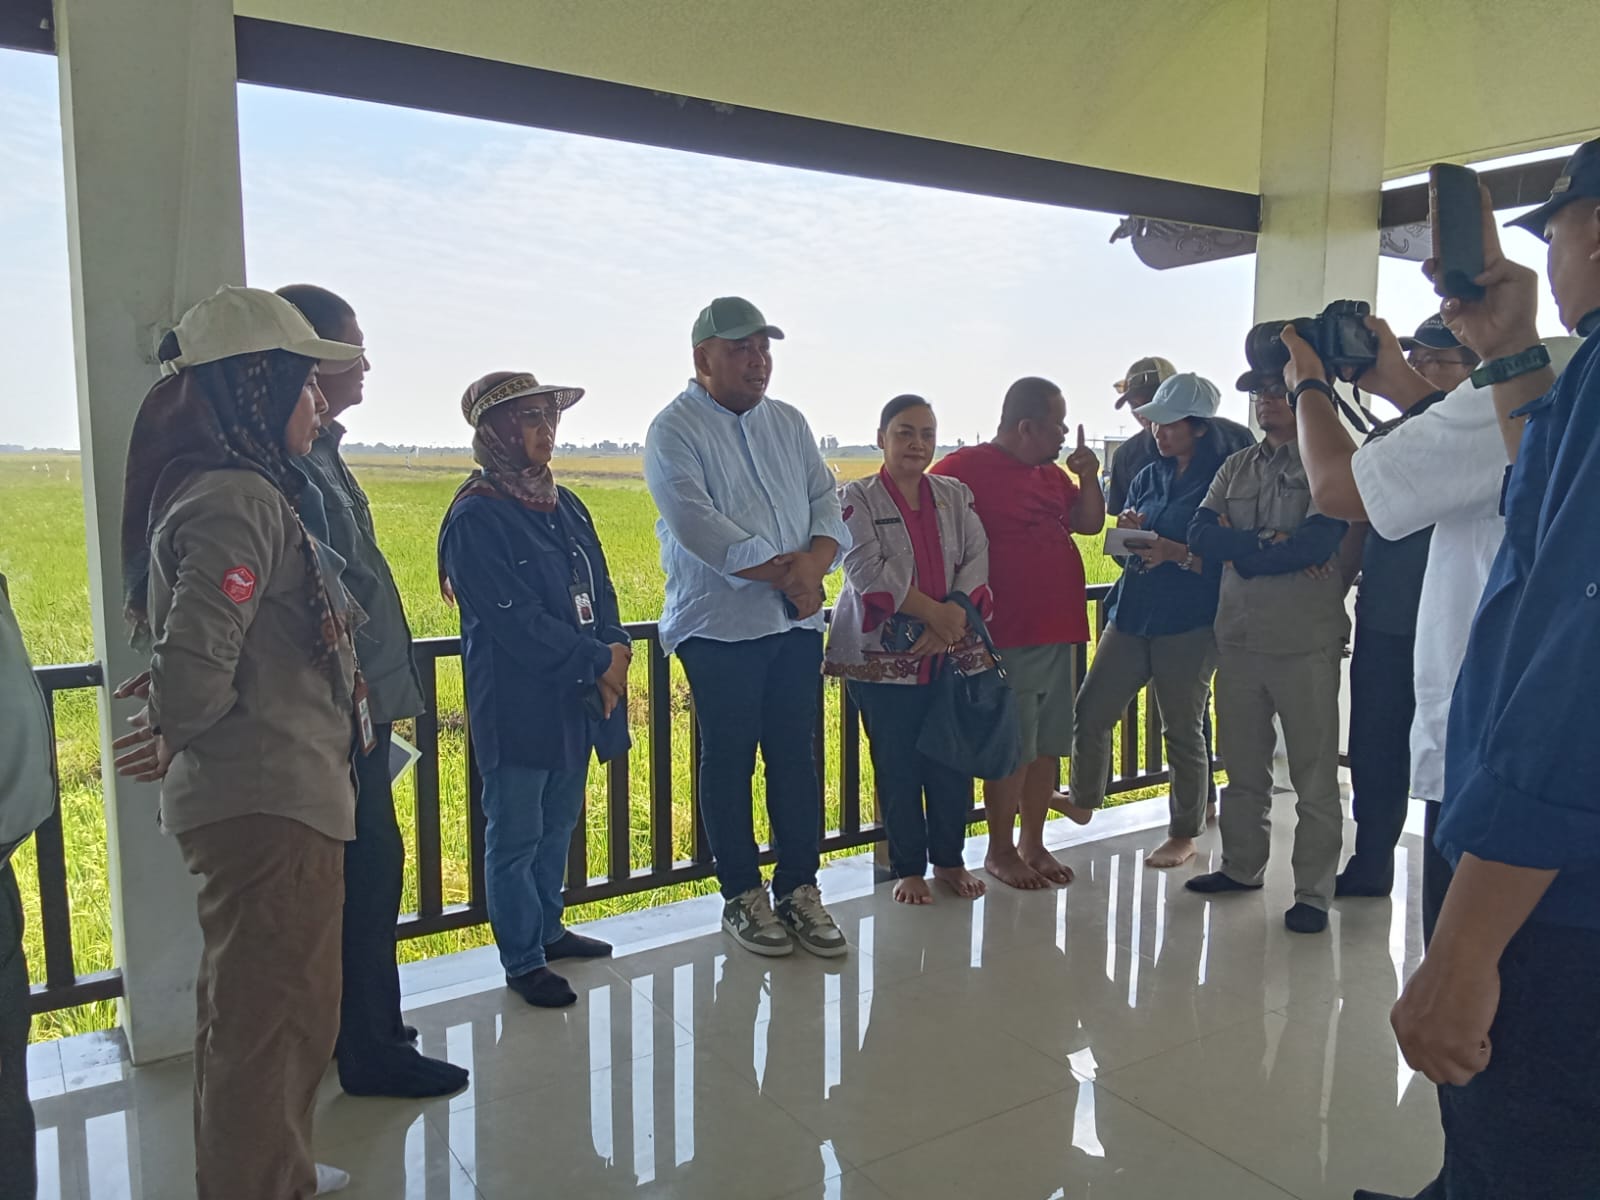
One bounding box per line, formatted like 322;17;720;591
1430;163;1487;301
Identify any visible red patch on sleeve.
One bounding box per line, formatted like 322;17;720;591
220;565;257;605
841;504;854;521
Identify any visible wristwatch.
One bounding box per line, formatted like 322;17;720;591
1470;344;1550;388
1288;379;1335;410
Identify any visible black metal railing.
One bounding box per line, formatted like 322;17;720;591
29;583;1199;1015
27;662;122;1016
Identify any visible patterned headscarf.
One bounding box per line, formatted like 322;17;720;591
438;371;582;600
120;350;345;674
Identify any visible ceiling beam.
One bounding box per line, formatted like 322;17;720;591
227;19;1260;231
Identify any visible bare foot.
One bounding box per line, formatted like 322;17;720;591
893;876;933;905
1021;846;1075;886
933;865;988;899
1145;837;1198;869
1052;793;1094;826
984;848;1048;890
1207;801;1218;825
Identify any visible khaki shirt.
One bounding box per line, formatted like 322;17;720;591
1202;441;1350;655
147;469;357;841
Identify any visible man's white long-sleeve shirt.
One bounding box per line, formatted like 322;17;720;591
644;381;848;654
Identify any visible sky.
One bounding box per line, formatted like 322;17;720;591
0;47;1577;452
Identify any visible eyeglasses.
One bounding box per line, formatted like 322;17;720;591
1408;353;1474;370
508;405;562;429
1251;389;1289;401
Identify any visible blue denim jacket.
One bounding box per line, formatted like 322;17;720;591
1104;443;1226;638
1440;319;1600;929
439;487;631;773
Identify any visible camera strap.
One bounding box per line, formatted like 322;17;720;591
1340;387;1378;435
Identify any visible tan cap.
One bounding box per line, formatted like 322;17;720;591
160;286;363;376
1112;356;1177;408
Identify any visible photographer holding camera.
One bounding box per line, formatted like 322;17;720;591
1182;347;1354;935
1284;313;1581;942
1287;139;1600;1199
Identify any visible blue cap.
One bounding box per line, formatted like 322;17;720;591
1507;138;1600;240
1134;372;1220;425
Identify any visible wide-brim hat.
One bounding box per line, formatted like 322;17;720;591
462;371;585;427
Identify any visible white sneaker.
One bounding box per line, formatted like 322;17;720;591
722;887;795;956
774;884;848;958
315;1164;351;1195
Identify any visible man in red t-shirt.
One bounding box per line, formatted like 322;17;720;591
931;376;1104;888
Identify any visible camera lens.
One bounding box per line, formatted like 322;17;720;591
1244;319;1293;374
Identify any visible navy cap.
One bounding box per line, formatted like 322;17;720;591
1235;369;1286;394
1507;138;1600;240
1399;314;1462;352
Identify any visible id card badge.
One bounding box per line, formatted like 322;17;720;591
353;672;378;756
570;583;597;628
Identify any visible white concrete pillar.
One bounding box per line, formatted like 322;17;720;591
1252;0;1390;322
1250;0;1391;787
54;0;246;1064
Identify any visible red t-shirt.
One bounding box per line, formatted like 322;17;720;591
931;443;1089;648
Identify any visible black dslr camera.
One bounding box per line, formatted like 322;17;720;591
1244;299;1379;378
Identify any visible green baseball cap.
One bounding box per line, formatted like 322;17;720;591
691;297;786;347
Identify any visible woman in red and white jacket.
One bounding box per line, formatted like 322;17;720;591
824;395;994;905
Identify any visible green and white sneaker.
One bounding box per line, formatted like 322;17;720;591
774;884;848;958
722;887;794;957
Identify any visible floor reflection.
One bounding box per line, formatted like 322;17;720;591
30;808;1444;1199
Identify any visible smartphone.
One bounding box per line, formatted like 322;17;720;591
1429;163;1486;300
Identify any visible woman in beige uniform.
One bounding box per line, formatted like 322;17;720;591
114;286;365;1200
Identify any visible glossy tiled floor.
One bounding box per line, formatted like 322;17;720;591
29;795;1442;1199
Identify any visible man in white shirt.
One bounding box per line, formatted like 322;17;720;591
645;297;850;960
1287;317;1581;939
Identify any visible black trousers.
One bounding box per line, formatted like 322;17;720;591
335;723;408;1070
1347;622;1417;876
0;861;36;1200
676;631;824;901
1413;921;1600;1199
848;681;973;879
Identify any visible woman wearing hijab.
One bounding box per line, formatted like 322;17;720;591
824;394;993;905
438;372;632;1008
112;286;365;1200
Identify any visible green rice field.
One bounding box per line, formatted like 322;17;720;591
0;451;1133;1042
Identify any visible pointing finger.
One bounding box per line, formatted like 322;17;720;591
1076;424;1087;450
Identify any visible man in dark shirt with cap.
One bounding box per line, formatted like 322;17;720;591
1105;356;1255;513
1335;136;1600;1199
1400;314;1480;395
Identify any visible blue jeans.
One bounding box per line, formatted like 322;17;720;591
675;629;823;901
480;765;588;976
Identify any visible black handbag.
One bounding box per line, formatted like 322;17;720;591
914;592;1024;781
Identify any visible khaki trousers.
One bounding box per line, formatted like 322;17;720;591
177;814;345;1200
1068;625;1218;838
1214;646;1344;909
